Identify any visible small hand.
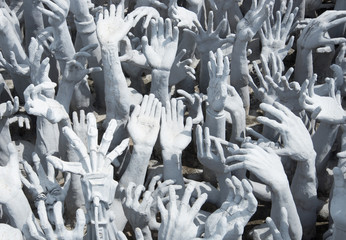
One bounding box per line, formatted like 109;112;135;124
127;94;161;148
177;89;203;124
169;49;196;86
160;98;192;152
142;18;179;71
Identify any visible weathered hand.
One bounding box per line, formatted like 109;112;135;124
160;98;192;152
297;11;346;50
257;102;315;161
127;94;161;148
37;0;69;27
259;0;297;61
184;11;235;56
299;74;346;124
205;177;257;239
0;96;19;119
142;18;179;71
122;183;153;230
263;207;290;240
23;82;69;123
168;0;198;29
236;0;274;42
63;44;102;84
196;125;239;174
177;89;203;124
36;201;85;240
157;183;207;240
169;49;196;86
0;51;29;76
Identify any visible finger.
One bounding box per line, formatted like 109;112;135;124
165;18;172;39
74;209;86;239
189;193;207;217
105;138;129;167
53;201;66;236
257;116;282;131
259;103;285;121
99;119;117;156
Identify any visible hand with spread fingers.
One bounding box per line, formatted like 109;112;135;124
205;177;257;240
299;74;346;124
259;0;297;62
157;183;208;240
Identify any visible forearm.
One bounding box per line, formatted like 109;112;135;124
119;145;152;188
56;81;76;112
230;40;249;89
291;156;318;238
270;182;302;240
23;0;44;47
229;108;246;143
150;69;170;105
52;22;76;72
313;123;339;174
3;190;35;231
101;45;131;124
0;120;11;165
162;150;184;192
204;107;226;139
198;53;210;94
294;45;313;84
230;40;250;111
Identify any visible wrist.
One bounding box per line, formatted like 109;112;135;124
74;14;96;34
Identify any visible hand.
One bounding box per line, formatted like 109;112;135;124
145;175;181;230
23;82;69;123
121;183;153;230
72;110;87;146
205;177;257;239
157;183;207;240
63;44;102;84
184;11;235;56
263;207;290;240
336;43;346;75
0;143;22;204
330;167;346;230
207;49;229;113
297;11;346;50
119;35;149;68
259;0;297;61
256;102;315;161
96;4;134;45
142;17;179;71
236;0;274;42
127;94;161;148
226;142;289;189
177;89;203;124
224;85;244;115
169;49;196;86
168;0;198;29
196;125;239;174
299;74;346;124
160;98;192;152
37;0;69;27
0;96;19;119
35;201;85;240
27;37;51;85
9;113;31;129
24;153;71;207
0;51;29;76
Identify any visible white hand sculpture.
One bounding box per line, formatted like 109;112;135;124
157;183;207;240
37;0;69;27
142;17;179;71
169;49;196;86
23;82;69;123
168;0;199;29
177;89;203;124
256;102;315;161
263;207;290;240
205;177;257;239
127;94;162;149
259;0;297;62
299;74;346;124
160;98;192;152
